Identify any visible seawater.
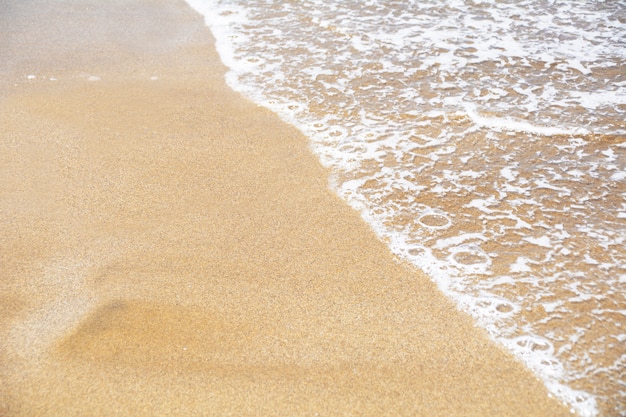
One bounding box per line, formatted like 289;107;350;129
185;1;626;415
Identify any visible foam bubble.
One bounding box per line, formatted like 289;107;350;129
417;209;452;229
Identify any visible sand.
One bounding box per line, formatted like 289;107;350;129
0;1;572;416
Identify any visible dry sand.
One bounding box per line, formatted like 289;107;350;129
0;1;572;416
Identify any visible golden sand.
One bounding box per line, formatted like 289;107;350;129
0;1;571;415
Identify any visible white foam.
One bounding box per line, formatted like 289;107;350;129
464;102;590;136
524;236;552;248
511;257;533;273
609;171;626;181
570;90;626;110
500;166;518;181
465;197;499;214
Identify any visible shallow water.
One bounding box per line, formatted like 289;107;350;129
186;1;626;415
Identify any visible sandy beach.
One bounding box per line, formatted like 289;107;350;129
0;1;572;416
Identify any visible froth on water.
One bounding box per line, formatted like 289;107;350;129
187;0;625;415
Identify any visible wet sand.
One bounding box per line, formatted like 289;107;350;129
0;1;571;416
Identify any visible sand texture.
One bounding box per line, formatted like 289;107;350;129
0;1;571;416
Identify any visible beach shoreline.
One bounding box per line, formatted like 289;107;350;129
0;1;572;415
